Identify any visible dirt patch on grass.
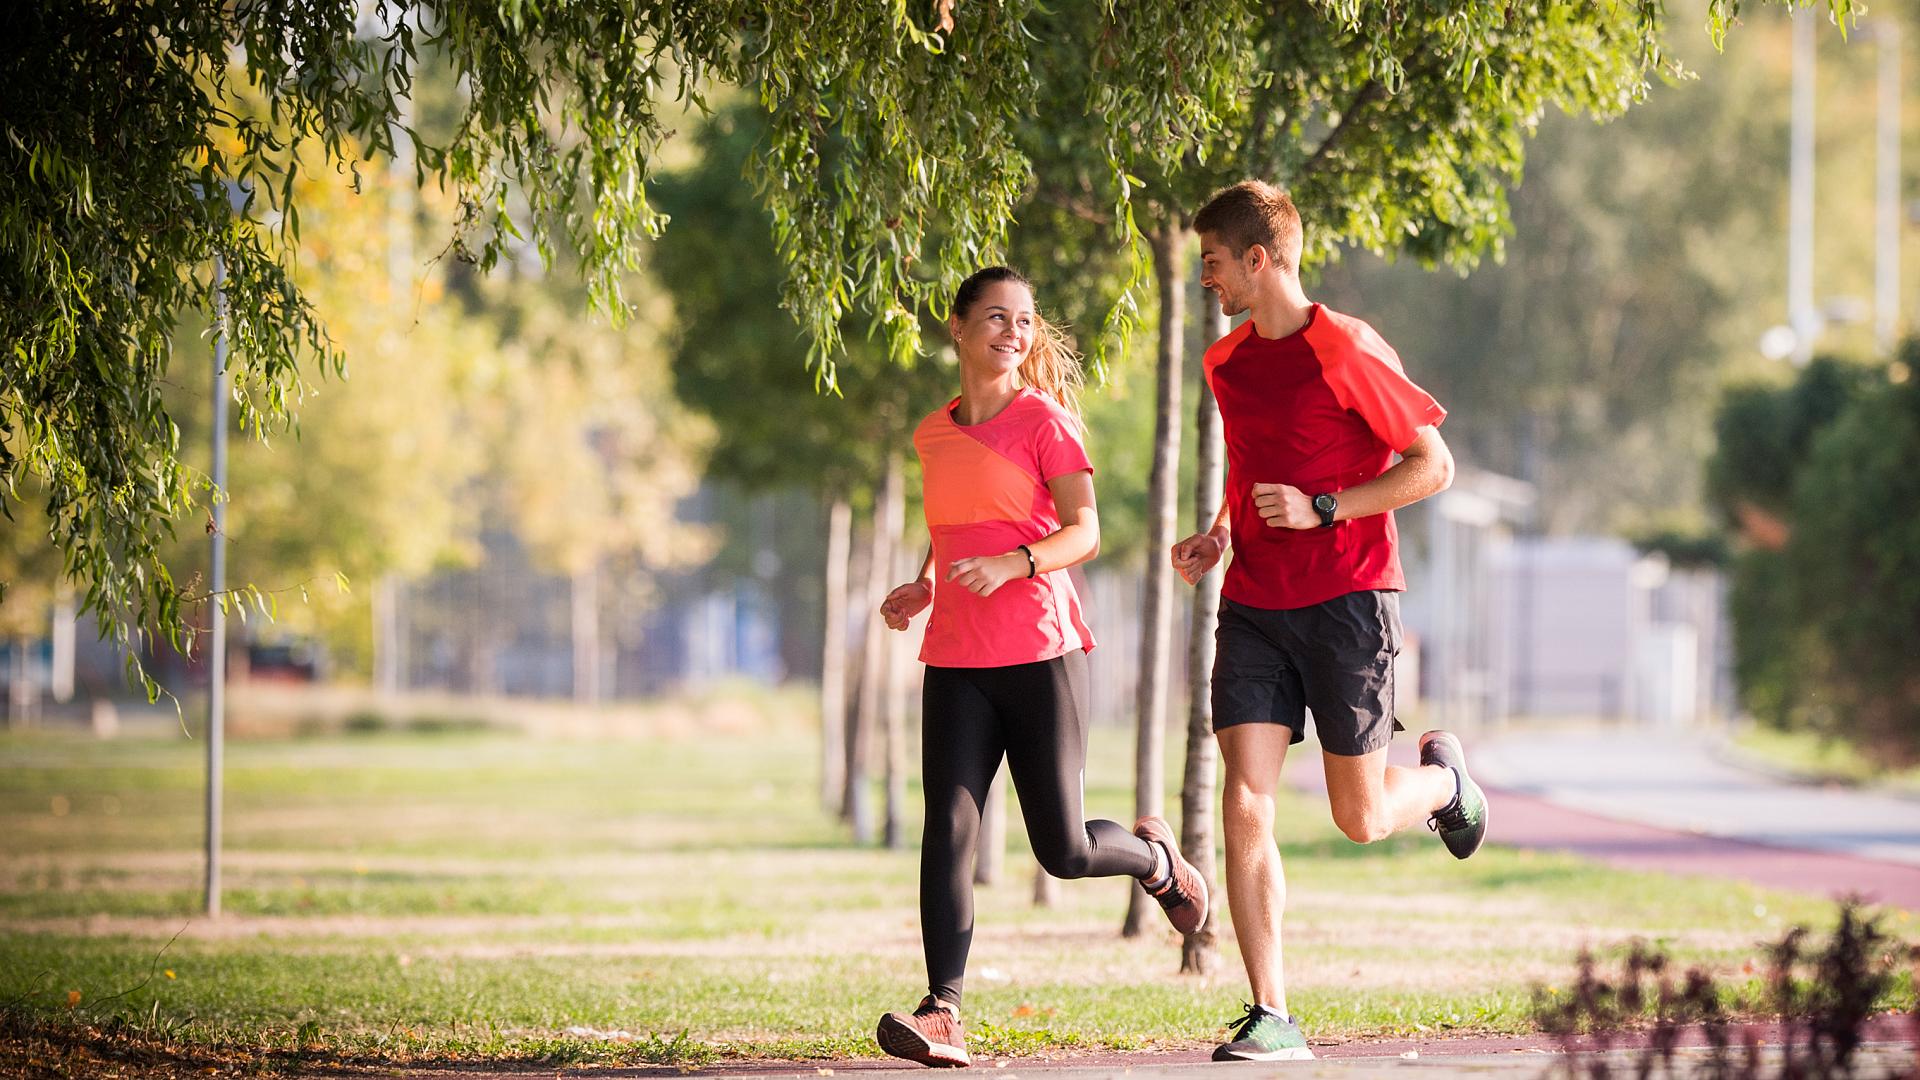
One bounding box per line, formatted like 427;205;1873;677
0;911;651;941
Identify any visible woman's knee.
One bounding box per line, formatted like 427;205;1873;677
1031;830;1094;880
924;806;979;861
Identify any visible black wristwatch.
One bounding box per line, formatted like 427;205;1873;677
1312;492;1338;528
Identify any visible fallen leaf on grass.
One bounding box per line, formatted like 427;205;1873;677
564;1026;634;1042
66;990;81;1008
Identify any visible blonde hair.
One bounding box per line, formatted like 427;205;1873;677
952;266;1086;431
1020;311;1085;432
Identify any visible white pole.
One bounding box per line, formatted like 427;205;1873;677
205;255;230;918
373;87;415;696
1789;10;1818;366
1876;22;1902;354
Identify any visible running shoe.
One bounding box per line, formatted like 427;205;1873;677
1420;730;1488;859
1133;815;1208;935
1213;1002;1314;1061
876;995;970;1068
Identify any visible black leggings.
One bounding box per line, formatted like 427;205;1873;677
920;651;1157;1008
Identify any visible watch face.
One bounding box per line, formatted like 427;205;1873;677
1314;494;1336;513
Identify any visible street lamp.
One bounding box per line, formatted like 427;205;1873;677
1770;12;1903;363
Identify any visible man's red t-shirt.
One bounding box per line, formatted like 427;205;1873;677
1202;303;1446;611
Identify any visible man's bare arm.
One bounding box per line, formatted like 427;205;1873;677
1330;425;1454;520
1250;426;1454;530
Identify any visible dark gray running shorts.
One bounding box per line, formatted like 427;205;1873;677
1211;590;1404;757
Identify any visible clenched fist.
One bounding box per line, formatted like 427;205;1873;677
945;552;1026;597
1252;482;1318;530
1171;530;1227;585
879;580;932;630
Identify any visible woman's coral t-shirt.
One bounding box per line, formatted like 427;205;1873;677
912;388;1097;668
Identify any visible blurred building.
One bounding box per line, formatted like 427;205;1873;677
1402;472;1733;730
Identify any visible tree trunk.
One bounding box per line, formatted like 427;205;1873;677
372;573;403;696
1180;295;1229;975
821;495;853;813
1123;221;1189;937
851;452;904;844
8;636;36;729
975;769;1007;885
841;510;872;822
571;562;599;705
882;504;912;848
1032;860;1060;907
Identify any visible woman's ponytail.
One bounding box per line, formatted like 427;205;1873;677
951;266;1086;432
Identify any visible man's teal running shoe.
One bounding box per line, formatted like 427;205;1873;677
1212;1003;1313;1062
1419;730;1488;859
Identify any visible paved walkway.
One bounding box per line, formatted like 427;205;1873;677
1474;728;1920;866
347;1017;1919;1078
1285;726;1920;912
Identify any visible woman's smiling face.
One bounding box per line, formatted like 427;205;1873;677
951;280;1035;375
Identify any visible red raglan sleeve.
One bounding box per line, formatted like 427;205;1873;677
1326;322;1447;454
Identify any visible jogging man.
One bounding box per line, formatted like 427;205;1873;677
1171;181;1489;1062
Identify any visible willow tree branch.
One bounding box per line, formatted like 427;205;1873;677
1297;78;1383;185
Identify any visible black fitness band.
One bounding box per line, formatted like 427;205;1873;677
1016;544;1036;578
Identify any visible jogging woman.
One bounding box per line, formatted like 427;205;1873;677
872;266;1207;1068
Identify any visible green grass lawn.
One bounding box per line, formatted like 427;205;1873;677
2;703;1912;1071
1729;725;1920;796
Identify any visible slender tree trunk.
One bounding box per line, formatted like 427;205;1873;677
975;769;1007;885
1180;296;1229;974
882;511;912;848
851;452;903;844
1123;221;1189;937
469;631;500;697
1032;860;1060;907
571;562;599;705
841;511;872;823
373;573;402;696
820;495;853;814
8;636;34;729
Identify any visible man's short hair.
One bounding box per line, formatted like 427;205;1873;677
1194;181;1302;274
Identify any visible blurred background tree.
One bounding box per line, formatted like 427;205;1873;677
1705;350;1919;762
146;106;708;694
463;276;710;706
156;163;490;676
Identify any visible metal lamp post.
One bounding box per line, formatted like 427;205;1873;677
205;179;246;918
